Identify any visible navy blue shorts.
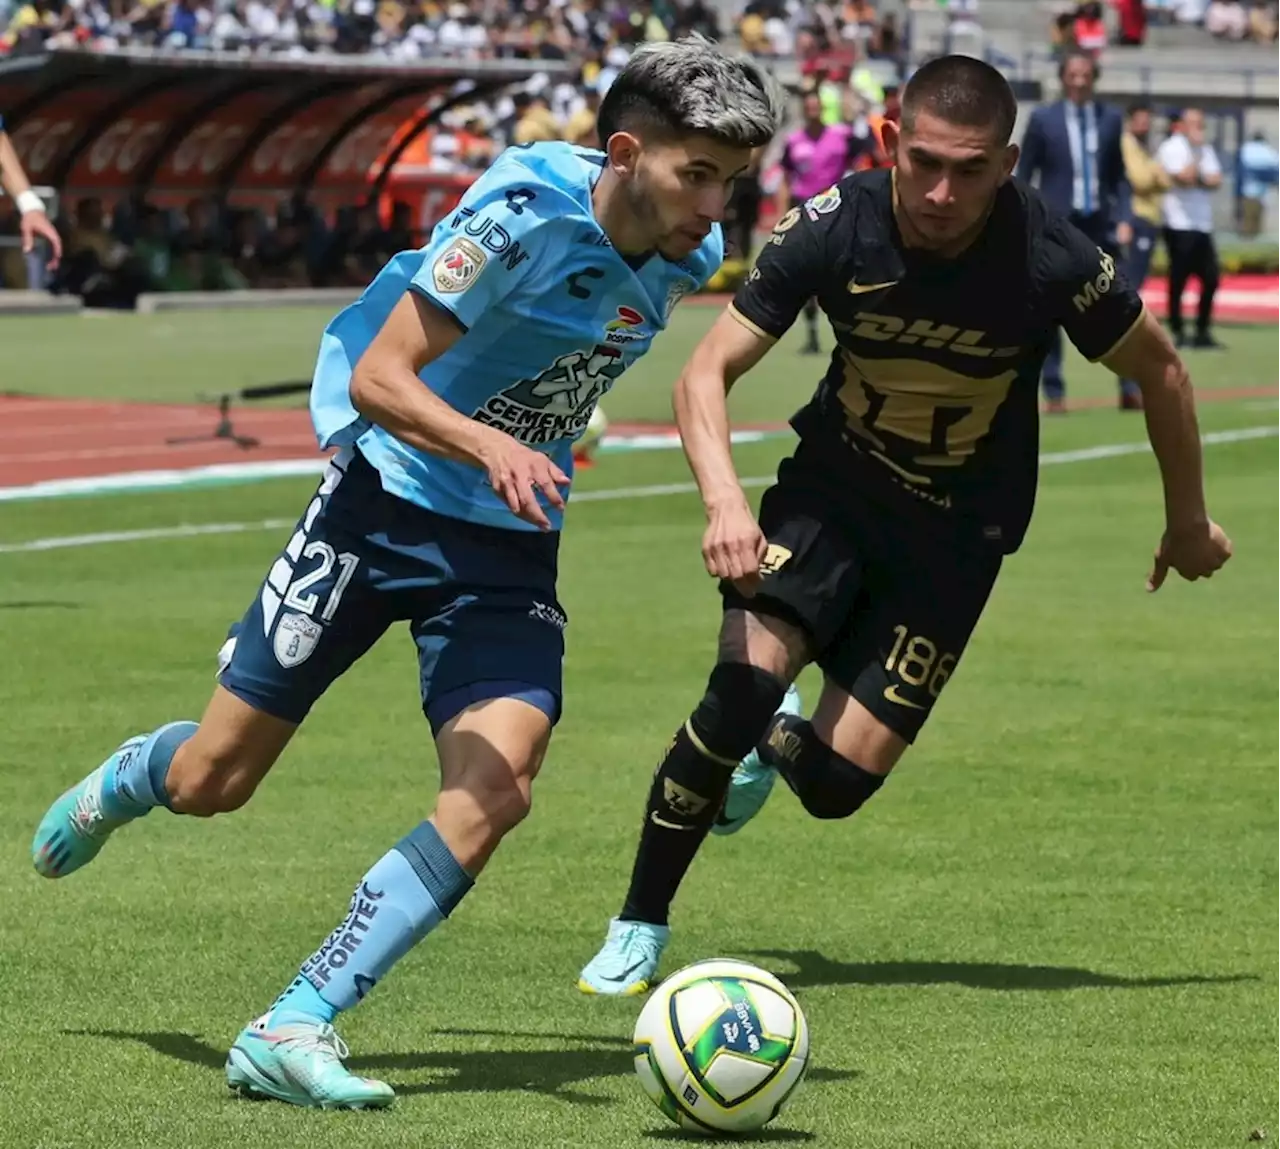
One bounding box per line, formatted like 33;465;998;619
218;448;566;727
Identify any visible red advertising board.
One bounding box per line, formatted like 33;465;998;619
228;88;379;193
150;90;289;192
62;88;214;194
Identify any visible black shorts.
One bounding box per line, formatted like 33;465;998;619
720;448;1002;742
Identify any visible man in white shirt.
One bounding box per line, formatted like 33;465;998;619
1157;108;1223;348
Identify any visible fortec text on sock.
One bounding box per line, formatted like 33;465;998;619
301;882;384;994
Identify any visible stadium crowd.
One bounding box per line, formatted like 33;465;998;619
0;0;721;58
1050;0;1278;49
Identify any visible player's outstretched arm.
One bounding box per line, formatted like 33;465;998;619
0;128;62;269
674;307;776;592
350;290;567;530
1100;309;1233;591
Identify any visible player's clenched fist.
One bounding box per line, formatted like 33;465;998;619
702;498;767;594
480;432;569;531
1146;519;1233;592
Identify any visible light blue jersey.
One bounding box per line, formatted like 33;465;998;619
311;142;724;531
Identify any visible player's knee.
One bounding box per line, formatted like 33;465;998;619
799;756;883;819
689;663;789;765
166;740;267;816
767;717;885;820
472;768;535;835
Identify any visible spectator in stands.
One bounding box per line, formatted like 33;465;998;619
1205;0;1250;36
224;211;262;285
565;84;602;148
1111;0;1147;43
1074;1;1109;52
723;146;764;262
1248;0;1277;40
1118;101;1169;397
1120;102;1169;283
511;91;562;145
873;10;903;67
1237;130;1279;236
778;90;874;354
1018;49;1139;411
1050;9;1078;56
1158;107;1223;348
129;205;179;292
254;212;309;288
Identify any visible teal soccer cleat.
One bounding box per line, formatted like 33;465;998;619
32;736;147;879
226;1012;394;1110
577;917;670;997
711;682;803;837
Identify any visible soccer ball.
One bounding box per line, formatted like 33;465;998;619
574;404;609;466
632;958;809;1135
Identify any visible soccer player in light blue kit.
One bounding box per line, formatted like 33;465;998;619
30;38;783;1111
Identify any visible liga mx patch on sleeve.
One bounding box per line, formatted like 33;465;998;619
432;237;487;294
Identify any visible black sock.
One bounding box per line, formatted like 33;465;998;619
620;725;736;927
760;713;885;820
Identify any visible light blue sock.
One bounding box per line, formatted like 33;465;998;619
106;721;199;816
268;820;474;1024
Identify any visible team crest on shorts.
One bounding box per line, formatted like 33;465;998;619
432;237;487;294
274;612;322;669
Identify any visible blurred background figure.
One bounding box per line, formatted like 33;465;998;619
777;89;874;355
1236;130;1279;238
1158;107;1224;348
1017;49;1138;411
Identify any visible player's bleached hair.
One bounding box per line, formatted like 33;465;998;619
598;35;783;150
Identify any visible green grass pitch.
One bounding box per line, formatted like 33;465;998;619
0;306;1276;1148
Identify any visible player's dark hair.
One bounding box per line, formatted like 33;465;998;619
900;55;1018;145
597;35;783;150
1127;100;1151;117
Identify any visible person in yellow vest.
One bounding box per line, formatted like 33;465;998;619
1120;102;1169;300
565;86;602;149
1117;102;1171;401
512;92;562;145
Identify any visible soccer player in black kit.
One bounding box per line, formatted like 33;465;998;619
577;55;1233;996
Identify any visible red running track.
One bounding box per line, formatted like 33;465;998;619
0;273;1274;489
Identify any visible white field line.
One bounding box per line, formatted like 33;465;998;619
0;425;1272;556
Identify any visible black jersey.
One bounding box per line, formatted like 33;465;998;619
730;169;1144;553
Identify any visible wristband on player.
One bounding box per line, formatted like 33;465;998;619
16;190;45;215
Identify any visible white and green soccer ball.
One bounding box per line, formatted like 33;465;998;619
633;958;809;1135
576;404;609;462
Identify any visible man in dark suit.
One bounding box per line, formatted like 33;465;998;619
1017;50;1139;411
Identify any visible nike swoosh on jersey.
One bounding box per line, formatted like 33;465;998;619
882;684;927;710
847;279;901;295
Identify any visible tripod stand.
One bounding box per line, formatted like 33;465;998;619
165;382;311;450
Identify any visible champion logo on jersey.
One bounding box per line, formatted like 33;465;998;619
604;305;647;344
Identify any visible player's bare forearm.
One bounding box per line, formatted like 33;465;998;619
350;357;497;467
675;361;743;514
1102;310;1207;528
351;289;494;467
1142;363;1208;529
0;132;32;199
674;309;776;514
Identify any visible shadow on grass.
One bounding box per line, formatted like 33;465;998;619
67;1026;855;1106
744;950;1259;992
